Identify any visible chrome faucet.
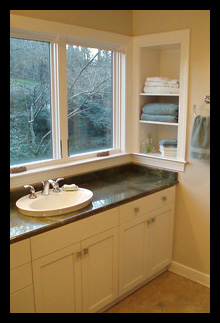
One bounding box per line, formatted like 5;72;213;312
49;178;64;193
41;178;64;195
24;185;37;199
41;180;52;195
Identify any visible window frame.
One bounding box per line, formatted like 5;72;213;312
10;30;125;176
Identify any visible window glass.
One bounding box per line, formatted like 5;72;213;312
10;38;52;166
66;45;113;155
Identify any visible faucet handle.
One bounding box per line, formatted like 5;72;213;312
55;177;64;184
24;185;37;199
50;178;64;192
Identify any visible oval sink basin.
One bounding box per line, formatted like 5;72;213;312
16;188;93;217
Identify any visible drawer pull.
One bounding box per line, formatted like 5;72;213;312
76;251;82;258
134;207;140;213
162;196;167;201
83;248;89;255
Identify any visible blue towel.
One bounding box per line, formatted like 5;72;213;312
142;103;179;117
159;139;177;147
190;116;210;160
141;113;178;123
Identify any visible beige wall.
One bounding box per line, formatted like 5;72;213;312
10;10;133;36
133;10;210;275
10;10;210;275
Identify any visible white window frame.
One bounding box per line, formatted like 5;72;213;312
10;16;131;188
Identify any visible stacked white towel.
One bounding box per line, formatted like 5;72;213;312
144;76;180;94
159;139;177;158
159;146;177;157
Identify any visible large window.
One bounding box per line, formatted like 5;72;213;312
10;38;52;166
67;45;113;155
10;37;119;169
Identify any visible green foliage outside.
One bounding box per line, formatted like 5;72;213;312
10;38;113;166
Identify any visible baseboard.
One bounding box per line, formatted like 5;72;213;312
168;261;210;288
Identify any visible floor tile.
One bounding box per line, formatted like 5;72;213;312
104;271;210;313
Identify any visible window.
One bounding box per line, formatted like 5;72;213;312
10;37;121;170
10;38;52;166
67;45;113;155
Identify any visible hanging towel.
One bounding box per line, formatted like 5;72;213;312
190;116;210;160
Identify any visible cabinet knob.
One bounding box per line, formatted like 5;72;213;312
76;251;82;258
83;248;89;255
162;196;167;201
146;219;151;225
151;217;156;223
134;207;140;213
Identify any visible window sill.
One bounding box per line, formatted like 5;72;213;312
10;153;132;189
131;153;188;172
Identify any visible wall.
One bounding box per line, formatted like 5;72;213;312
10;10;133;36
10;10;210;277
133;10;210;277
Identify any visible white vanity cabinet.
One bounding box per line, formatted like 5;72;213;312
81;227;118;313
10;239;35;313
31;208;119;313
118;186;175;297
148;204;175;277
119;213;150;296
10;185;176;313
32;242;82;313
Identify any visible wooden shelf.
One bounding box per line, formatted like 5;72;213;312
139;120;178;126
140;93;179;97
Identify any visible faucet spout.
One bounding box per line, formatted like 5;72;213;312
41;180;51;195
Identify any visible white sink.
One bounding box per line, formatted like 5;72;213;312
16;188;93;217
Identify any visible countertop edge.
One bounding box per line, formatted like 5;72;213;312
10;181;178;245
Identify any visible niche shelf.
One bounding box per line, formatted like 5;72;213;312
132;29;190;172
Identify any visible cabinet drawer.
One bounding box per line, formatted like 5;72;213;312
119;186;175;224
146;186;176;212
10;239;31;269
10;285;35;313
10;263;33;294
119;196;151;224
31;207;119;260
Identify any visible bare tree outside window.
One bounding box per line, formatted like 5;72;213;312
66;45;113;155
10;38;52;166
10;38;113;166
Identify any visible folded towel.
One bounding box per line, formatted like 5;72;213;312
159;139;177;147
190;116;210;160
159;147;177;152
146;77;180;84
141;113;178;123
144;81;179;88
143;86;179;95
142;103;179;116
146;77;170;83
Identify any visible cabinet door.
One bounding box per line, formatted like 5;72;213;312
149;203;174;276
81;227;118;313
119;214;150;296
32;243;82;313
10;286;35;313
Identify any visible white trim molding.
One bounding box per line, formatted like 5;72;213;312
10;153;132;189
132;153;187;172
168;261;210;288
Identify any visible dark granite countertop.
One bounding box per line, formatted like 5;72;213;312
10;164;178;244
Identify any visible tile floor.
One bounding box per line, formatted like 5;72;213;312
104;271;210;313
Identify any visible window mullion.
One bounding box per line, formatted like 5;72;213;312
50;42;60;160
56;43;69;160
